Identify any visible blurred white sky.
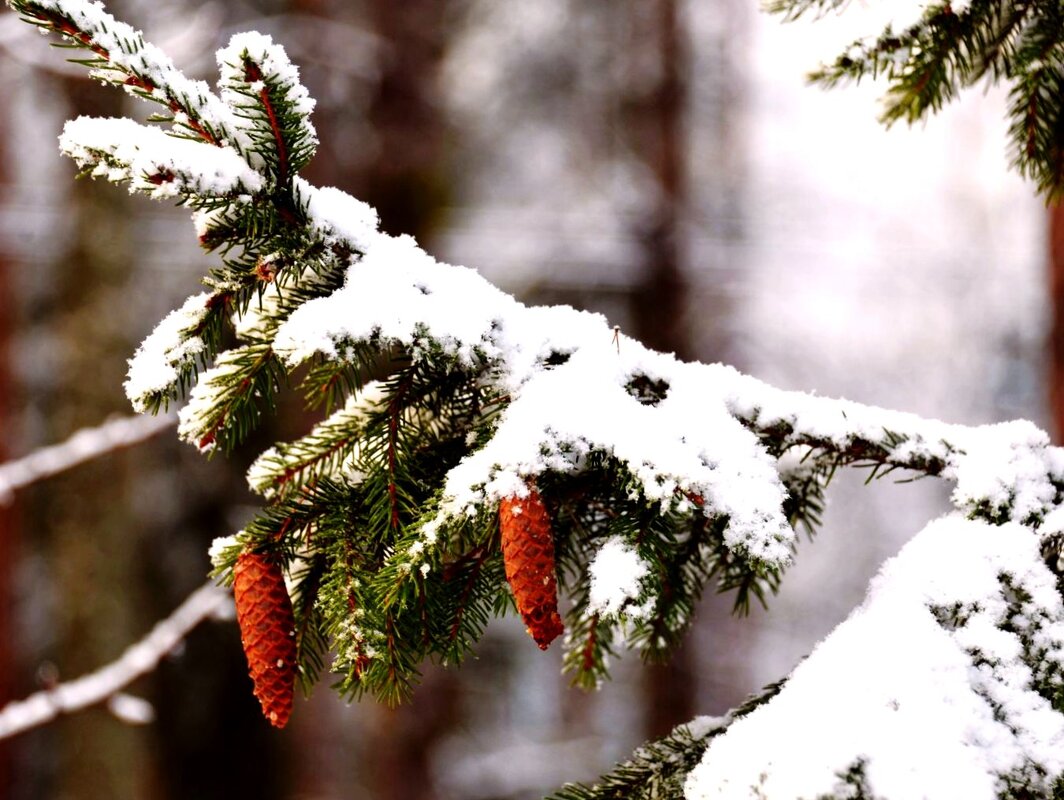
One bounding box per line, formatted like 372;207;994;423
740;2;1048;688
743;2;1046;422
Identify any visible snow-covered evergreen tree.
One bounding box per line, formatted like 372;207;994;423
9;0;1064;796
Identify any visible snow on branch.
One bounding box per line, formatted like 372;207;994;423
9;0;243;149
0;581;231;739
60;116;263;200
216;32;318;182
266;224;1064;567
124;291;217;413
685;515;1064;799
723;370;1064;525
0;412;176;504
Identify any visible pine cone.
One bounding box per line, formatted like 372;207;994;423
500;486;564;649
233;551;297;728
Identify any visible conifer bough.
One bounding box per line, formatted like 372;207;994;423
12;0;1064;796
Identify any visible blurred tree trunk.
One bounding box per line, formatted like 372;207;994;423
362;0;452;240
1049;204;1064;442
0;82;16;796
282;2;461;797
625;0;699;741
629;0;690;366
362;4;460;798
32;69;150;800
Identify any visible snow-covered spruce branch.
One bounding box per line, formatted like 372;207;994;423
8;0;241;149
14;1;1064;796
0;582;230;739
681;514;1064;798
0;412;175;504
549;678;788;800
554;514;1064;799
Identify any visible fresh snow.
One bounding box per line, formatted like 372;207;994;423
299;182;379;253
216;32;317;118
124;291;212;412
60;116;262;199
32;0;243;147
587;536;650;617
685;515;1064;799
216;32;318;171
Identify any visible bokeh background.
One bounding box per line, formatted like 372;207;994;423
0;1;1053;798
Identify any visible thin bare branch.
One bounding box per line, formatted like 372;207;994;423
0;581;231;739
0;412;176;504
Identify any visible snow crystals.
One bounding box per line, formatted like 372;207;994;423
587;536;650;618
60;116;262;199
685;516;1064;800
124;291;212;412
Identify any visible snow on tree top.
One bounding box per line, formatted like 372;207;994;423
216;33;318;176
684;515;1064;799
216;32;317;119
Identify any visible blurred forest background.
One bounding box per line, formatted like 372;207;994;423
0;1;1053;798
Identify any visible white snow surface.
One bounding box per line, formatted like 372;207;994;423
272;228;796;567
587;536;650;617
60;116;261;198
300;182;379;253
124;291;212;412
684;515;1064;800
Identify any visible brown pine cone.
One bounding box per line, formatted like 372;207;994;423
499;486;564;649
233;551;297;728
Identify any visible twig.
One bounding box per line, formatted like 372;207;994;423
0;581;231;739
0;413;176;504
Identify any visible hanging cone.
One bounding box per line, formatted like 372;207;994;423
499;485;564;649
233;551;297;728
